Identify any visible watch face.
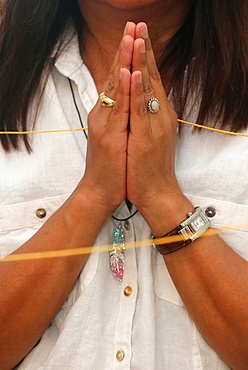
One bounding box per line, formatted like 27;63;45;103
191;215;206;231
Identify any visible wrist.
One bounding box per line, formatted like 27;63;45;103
151;206;211;255
61;187;115;250
138;189;194;237
70;186;115;222
75;178;123;219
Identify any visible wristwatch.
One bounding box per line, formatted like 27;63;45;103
151;206;211;255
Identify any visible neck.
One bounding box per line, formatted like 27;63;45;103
77;0;191;92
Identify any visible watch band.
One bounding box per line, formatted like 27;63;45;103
151;207;211;255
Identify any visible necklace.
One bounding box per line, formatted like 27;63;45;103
68;78;138;281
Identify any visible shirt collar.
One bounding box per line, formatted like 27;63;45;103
54;31;84;79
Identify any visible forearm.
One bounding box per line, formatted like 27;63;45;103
140;193;248;369
165;233;248;369
0;187;111;369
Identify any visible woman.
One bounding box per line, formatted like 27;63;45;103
0;0;248;368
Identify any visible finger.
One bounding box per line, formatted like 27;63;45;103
99;22;135;110
96;34;134;123
133;28;174;122
131;38;172;135
105;34;134;96
130;69;151;138
132;38;154;101
132;38;161;120
137;24;178;130
124;21;136;39
136;22;166;102
108;67;131;133
98;33;133;105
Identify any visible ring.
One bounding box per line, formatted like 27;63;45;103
99;92;115;107
147;97;160;114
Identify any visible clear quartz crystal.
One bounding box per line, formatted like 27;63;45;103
148;97;159;113
151;100;158;110
109;223;125;281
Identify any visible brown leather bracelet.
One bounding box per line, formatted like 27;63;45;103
151;226;192;254
151;207;211;255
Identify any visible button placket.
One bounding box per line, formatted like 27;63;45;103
113;220;137;369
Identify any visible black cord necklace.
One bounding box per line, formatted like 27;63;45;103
68;78;138;223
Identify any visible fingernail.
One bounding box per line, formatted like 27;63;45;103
120;36;125;50
123;21;129;35
136;71;142;84
140;40;145;54
120;68;123;80
140;24;148;39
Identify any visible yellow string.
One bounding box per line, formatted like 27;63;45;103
1;223;247;262
178;119;248;138
0;127;87;135
0;119;248;137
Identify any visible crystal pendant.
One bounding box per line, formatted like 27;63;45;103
109;223;125;281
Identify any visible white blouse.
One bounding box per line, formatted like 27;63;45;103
1;34;247;369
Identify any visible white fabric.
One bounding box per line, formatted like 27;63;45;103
1;33;247;369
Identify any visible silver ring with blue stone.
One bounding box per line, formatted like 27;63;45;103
147;97;160;114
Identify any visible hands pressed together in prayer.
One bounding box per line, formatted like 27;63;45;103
81;22;182;225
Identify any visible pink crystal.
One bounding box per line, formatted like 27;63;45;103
110;257;124;281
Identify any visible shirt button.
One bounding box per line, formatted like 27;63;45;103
124;286;133;297
116;350;125;362
36;208;47;219
124;220;130;231
205;206;216;218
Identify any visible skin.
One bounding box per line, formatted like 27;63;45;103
1;1;248;369
79;0;190;91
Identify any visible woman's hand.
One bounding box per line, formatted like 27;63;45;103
80;24;135;215
127;23;180;214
